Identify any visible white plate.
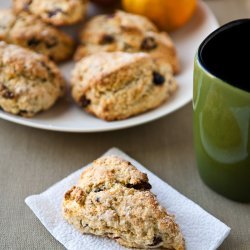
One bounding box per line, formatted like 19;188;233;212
0;1;218;132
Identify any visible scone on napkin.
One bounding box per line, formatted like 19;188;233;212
25;148;230;250
63;156;184;249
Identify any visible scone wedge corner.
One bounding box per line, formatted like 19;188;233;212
71;52;177;121
62;156;185;249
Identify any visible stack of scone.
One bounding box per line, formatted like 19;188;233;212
0;1;179;120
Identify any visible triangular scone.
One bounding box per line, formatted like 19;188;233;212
63;156;185;249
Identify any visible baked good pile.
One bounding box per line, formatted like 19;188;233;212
0;0;179;121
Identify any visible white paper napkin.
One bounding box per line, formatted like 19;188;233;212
25;148;230;250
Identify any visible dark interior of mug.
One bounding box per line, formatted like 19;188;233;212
198;19;250;92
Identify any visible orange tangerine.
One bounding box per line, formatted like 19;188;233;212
122;0;197;31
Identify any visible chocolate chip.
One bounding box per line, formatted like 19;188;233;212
94;187;103;193
0;85;14;99
153;71;165;85
27;38;40;47
141;37;157;50
47;8;63;18
99;34;115;45
18;110;28;116
126;182;152;190
79;96;91;108
49;56;55;61
2;90;14;99
148;236;162;246
96;197;100;202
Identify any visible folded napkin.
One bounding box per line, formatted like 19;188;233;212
25;148;230;250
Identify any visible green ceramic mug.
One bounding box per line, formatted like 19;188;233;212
193;19;250;202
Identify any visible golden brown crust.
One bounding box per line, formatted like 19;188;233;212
62;156;185;249
71;52;177;121
74;10;179;74
0;9;75;62
12;0;87;26
0;41;65;117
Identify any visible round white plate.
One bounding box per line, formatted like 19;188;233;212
0;1;218;132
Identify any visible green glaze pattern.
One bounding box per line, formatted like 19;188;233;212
193;56;250;202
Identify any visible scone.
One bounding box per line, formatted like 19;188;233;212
12;0;87;26
74;10;179;74
0;9;74;62
0;42;65;117
71;52;177;121
63;156;185;249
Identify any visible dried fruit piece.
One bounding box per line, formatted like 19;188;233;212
153;71;165;85
79;96;91;108
141;37;157;50
99;34;115;45
47;8;63;18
